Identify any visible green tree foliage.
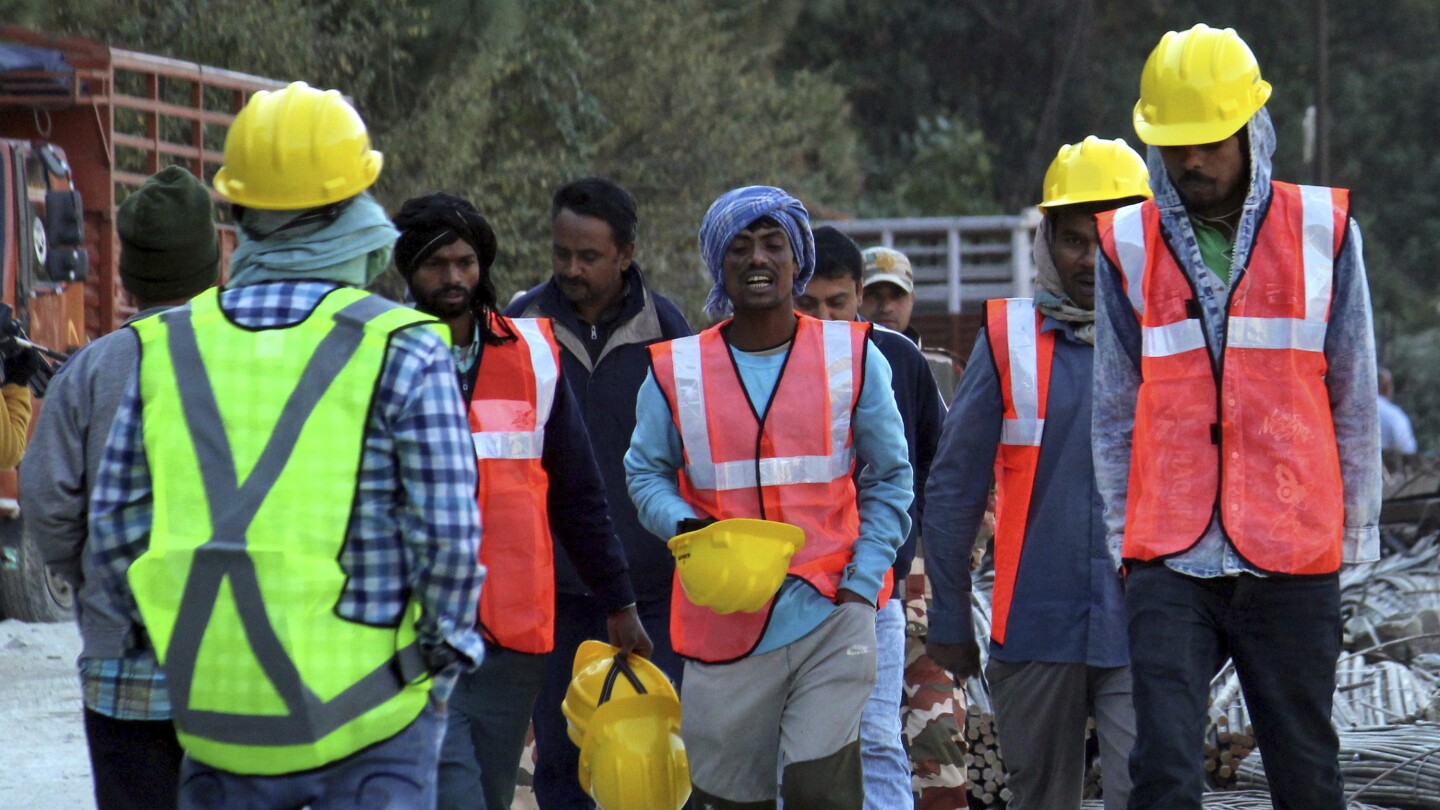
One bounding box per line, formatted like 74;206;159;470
384;0;861;319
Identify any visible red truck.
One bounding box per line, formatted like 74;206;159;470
0;27;280;620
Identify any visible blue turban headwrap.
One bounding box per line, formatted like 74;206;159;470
698;185;815;317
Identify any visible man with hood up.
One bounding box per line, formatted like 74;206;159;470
626;185;912;808
89;83;484;808
923;137;1151;810
1093;25;1381;809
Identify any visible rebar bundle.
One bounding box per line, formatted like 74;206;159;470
1335;656;1437;727
1082;791;1394;809
1234;723;1440;808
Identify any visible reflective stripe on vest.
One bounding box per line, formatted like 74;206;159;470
469;314;560;653
126;288;443;775
985;299;1054;646
1097;182;1347;574
650;316;886;664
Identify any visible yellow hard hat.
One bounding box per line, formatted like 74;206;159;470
214;81;383;210
578;694;691;810
1039;137;1152;209
1132;24;1272;146
563;641;679;749
667;518;805;614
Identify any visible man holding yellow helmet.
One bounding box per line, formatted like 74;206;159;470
924;136;1150;810
1093;25;1381;809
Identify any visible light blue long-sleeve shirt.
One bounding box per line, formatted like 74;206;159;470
1092;108;1382;576
625;335;912;655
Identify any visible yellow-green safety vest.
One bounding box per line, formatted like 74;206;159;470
127;286;450;775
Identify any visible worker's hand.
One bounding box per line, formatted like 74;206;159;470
926;640;982;680
606;604;654;659
834;588;874;607
675;516;718;535
2;342;48;389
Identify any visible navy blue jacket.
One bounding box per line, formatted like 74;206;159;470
507;264;692;601
867;324;945;598
923;314;1127;667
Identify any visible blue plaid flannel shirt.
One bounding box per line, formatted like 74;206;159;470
88;281;485;695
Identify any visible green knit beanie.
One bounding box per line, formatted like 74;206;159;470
117;166;220;303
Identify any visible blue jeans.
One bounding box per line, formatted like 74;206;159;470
533;594;684;810
1125;565;1344;810
860;599;910;809
178;701;445;809
438;648;547;810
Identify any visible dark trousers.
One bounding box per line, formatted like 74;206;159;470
438;648;548;810
1125;565;1344;810
83;708;184;810
533;593;683;809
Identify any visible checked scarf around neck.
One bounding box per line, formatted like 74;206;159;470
698;186;815;318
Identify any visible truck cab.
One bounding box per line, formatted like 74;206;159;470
0;27;280;620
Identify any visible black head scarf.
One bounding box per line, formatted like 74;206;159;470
393;192;513;345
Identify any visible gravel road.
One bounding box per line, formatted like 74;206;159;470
0;619;93;809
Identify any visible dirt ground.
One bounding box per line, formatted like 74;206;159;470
0;619;93;809
0;619;544;810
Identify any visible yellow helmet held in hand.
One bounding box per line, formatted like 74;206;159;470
1039;136;1152;209
563;640;679;748
578;694;691;810
667;518;805;614
1132;24;1272;147
214;81;383;210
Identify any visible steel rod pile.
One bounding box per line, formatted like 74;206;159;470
1335;656;1437;728
1082;790;1394;809
1234;723;1440;809
1343;535;1440;653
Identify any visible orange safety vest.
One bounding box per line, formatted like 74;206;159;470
469;314;562;653
1096;181;1349;575
984;298;1055;645
649;315;890;664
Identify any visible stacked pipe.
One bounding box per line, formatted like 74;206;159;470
962;707;1012;806
1203;661;1257;788
1233;723;1440;808
962;582;1009;805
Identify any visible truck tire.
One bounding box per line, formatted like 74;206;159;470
0;517;75;622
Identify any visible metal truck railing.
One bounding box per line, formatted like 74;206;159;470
823;212;1042;315
0;26;282;338
823;211;1042;357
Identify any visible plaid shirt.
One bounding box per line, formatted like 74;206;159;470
89;281;485;686
80;652;170;721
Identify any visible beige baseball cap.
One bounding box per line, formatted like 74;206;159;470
861;246;914;294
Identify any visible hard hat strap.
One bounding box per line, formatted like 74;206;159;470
598;654;649;706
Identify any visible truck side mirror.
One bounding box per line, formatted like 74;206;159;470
42;190;88;283
46;248;89;283
45;190;84;247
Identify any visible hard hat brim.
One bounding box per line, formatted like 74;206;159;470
1132;85;1270;147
